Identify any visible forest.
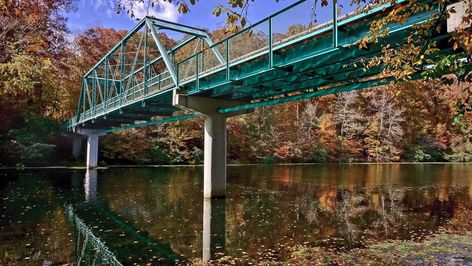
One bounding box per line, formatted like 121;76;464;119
0;0;471;166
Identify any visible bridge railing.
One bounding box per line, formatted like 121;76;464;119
171;0;350;91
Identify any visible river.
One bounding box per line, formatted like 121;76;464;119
1;164;471;264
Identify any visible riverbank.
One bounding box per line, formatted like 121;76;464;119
2;161;472;170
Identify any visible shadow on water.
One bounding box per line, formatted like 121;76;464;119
1;164;472;264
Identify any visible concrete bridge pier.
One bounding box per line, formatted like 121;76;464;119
73;129;102;169
86;135;99;169
203;114;227;198
174;90;244;198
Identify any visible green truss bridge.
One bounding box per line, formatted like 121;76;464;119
65;0;466;198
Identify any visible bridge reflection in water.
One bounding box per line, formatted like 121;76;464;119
66;205;122;266
67;169;226;265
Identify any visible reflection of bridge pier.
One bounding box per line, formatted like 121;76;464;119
203;198;226;263
84;169;97;202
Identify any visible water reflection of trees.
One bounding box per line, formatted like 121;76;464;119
296;185;472;249
0;172;75;265
93;165;472;263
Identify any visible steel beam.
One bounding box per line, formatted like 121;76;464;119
147;19;179;86
148;17;210;37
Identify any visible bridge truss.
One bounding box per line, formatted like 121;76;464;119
66;0;456;133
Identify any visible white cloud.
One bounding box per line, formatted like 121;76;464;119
92;0;108;11
105;8;114;18
127;1;181;22
88;0;115;13
83;0;181;23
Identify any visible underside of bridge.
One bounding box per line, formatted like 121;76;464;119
64;0;467;198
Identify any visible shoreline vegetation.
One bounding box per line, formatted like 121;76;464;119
1;161;472;170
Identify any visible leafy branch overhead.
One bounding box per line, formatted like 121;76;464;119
354;0;472;80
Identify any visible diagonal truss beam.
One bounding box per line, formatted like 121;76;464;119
146;19;179;86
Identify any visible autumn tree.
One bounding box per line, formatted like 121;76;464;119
333;91;365;161
0;0;76;123
362;88;405;161
0;0;76;165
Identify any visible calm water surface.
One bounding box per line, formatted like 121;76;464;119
1;164;472;265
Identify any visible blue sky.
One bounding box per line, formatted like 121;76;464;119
66;0;298;36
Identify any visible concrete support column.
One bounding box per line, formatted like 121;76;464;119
72;137;82;158
202;198;226;264
204;114;227;198
85;169;97;202
86;135;99;168
174;91;243;199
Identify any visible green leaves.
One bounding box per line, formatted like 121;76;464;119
177;2;190;14
5;117;61;162
212;4;224;16
422;53;468;80
0;53;44;97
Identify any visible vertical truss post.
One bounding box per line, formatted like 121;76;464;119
132;71;135;99
269;17;273;68
120;42;125;96
196;53;200;91
92;77;96;116
143;23;148;96
104;58;108;110
201;46;205;72
226;38;230;81
333;0;338;48
84;80;89;118
76;81;85;122
177;63;180;86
